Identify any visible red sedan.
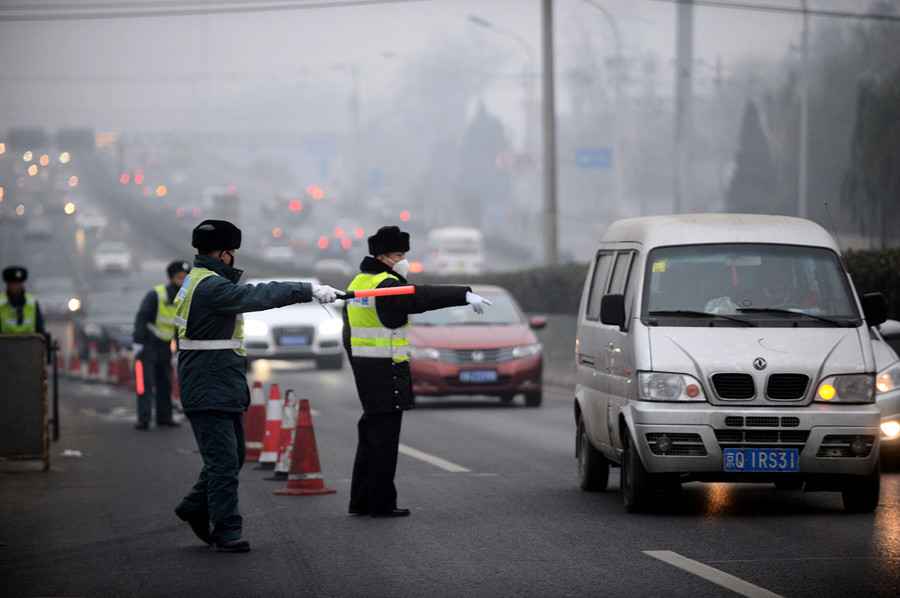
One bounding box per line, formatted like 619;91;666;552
409;286;546;407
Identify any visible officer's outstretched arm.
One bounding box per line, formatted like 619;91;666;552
203;278;313;315
374;278;470;328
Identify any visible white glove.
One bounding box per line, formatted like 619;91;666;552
312;284;340;304
132;343;144;355
466;292;492;315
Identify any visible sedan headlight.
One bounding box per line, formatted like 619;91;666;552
637;371;706;402
511;343;542;359
67;297;82;312
876;362;900;395
815;374;875;404
243;318;270;337
411;347;441;360
318;318;343;336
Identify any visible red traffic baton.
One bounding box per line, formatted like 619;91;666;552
339;285;415;300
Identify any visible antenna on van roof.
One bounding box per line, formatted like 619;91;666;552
823;202;846;256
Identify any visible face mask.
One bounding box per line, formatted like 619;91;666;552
392;258;410;277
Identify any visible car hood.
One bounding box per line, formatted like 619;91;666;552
648;326;875;382
409;324;536;349
243;303;337;326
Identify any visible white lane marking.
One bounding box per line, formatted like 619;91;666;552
398;443;470;473
644;550;783;598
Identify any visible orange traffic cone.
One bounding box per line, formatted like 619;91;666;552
274;399;336;496
244;381;267;461
267;390;299;481
256;383;283;470
67;351;82;378
86;342;100;382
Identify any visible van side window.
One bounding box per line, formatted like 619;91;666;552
586;252;614;320
608;251;635;295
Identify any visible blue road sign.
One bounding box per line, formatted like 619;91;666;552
575;147;613;169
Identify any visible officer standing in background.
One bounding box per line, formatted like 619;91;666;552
173;219;340;553
132;260;190;431
1;266;47;340
344;226;491;518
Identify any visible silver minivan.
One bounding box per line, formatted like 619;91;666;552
574;214;886;513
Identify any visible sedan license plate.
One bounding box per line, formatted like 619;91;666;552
723;448;800;473
279;335;310;347
459;370;498;384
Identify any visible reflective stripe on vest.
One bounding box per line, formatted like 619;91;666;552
174;267;245;355
346;271;409;363
147;284;178;342
0;292;37;334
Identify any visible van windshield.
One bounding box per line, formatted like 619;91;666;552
643;244;861;327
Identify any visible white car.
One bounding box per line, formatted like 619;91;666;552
25;218;53;240
76;210;108;231
262;245;295;263
242;278;344;369
93;241;132;272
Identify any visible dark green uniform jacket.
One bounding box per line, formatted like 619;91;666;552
177;255;312;413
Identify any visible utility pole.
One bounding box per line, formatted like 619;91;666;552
541;0;559;265
673;0;694;214
798;0;809;219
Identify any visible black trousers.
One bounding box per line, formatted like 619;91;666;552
177;411;245;543
136;351;173;425
350;411;403;514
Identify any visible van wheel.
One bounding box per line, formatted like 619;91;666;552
622;430;654;513
524;392;542;407
577;419;609;492
842;464;881;513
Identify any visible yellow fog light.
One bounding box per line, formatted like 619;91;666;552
817;383;837;401
882;421;900;440
68;297;82;312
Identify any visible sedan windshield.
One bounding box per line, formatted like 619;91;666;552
412;291;523;326
643;244;860;326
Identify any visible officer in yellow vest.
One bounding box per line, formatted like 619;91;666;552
1;266;46;338
173;220;340;553
132;260;190;430
345;226;491;517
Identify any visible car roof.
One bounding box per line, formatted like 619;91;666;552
601;213;839;251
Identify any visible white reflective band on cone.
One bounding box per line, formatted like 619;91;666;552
260;451;278;462
250;385;265;405
288;473;323;481
266;397;282;419
245;441;263;449
179;339;243;350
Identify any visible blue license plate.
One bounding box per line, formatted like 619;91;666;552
280;335;310;346
459;370;498;383
723;448;800;472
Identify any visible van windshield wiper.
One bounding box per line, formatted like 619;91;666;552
735;307;853;327
647;310;756;327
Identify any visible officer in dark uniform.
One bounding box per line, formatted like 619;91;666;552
132;260;190;430
173;220;339;553
1;266;47;340
344;226;490;517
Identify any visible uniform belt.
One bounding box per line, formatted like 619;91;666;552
179;339;243;350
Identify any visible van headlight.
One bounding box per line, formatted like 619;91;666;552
637;372;706;402
511;343;542;358
876;362;900;395
815;374;875;404
317;319;343;337
243;319;269;337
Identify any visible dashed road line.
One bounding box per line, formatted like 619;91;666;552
644;550;783;598
398;444;471;473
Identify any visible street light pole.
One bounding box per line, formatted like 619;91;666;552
798;0;809;219
541;0;558;265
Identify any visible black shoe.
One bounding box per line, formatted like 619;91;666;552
370;508;411;518
214;539;251;553
174;507;212;545
157;421;181;427
348;507;369;516
134;422;149;431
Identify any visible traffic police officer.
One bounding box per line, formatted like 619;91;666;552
172;220;339;553
1;266;47;339
132;260;190;430
345;226;490;517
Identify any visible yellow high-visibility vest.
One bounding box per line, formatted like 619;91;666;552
346;271;409;363
0;292;37;334
173;267;245;356
147;284;178;342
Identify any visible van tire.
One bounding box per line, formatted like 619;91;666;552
524;392;542;407
841;465;880;513
622;431;654;513
577;419;609;492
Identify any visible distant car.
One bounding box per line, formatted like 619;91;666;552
262;245;295;264
93;241;132;272
25;218;53;240
242;278;344;369
314;258;353;278
409;286;545;406
32;276;82;320
76;209;108;231
875;320;900;460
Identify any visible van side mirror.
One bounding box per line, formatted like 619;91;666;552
862;292;888;327
600;294;626;329
529;315;547;330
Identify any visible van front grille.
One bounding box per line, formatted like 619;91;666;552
766;374;810;401
715;429;810;447
712;374;756;400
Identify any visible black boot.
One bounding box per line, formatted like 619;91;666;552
174;506;212;545
214;539;251;553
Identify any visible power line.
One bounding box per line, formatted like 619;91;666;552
648;0;900;23
0;0;431;22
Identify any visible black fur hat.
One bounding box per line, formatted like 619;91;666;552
367;226;410;256
192;220;242;252
3;266;27;283
166;260;191;278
